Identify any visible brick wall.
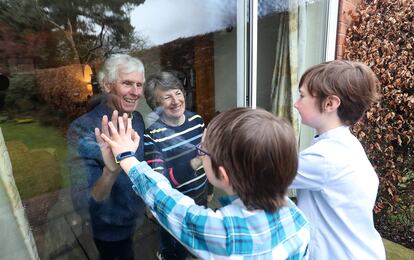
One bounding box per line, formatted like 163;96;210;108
336;0;362;59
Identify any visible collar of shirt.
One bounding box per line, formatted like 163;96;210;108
313;125;350;144
219;194;239;206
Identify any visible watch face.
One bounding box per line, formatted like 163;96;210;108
115;151;135;163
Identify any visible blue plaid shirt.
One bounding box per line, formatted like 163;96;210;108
130;161;310;259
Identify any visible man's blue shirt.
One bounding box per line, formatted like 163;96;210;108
67;100;145;241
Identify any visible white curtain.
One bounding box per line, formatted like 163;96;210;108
270;0;304;137
270;12;292;120
0;129;39;260
270;0;324;150
269;1;305;198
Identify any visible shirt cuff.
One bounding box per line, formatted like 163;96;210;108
128;161;151;179
129;161;171;198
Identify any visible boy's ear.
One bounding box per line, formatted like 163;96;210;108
217;166;231;187
323;95;341;112
217;166;236;195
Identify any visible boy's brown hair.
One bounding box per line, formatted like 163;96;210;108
299;60;379;125
204;107;298;212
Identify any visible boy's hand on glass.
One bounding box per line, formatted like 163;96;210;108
100;112;140;159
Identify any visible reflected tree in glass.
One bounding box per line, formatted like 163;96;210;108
37;0;147;65
0;0;147;67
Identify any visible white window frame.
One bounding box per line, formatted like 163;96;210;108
325;0;339;61
239;0;339;109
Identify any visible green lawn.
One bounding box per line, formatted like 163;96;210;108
0;120;69;199
0;121;67;154
384;239;414;259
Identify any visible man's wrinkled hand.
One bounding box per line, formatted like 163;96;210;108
95;114;119;172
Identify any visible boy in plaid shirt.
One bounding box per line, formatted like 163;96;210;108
97;107;310;259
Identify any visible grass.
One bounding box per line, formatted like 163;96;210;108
0;121;67;155
0;120;69;199
384;239;414;259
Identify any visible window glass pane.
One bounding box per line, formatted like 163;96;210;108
0;0;240;258
256;0;329;149
0;0;333;257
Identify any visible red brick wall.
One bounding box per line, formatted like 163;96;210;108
336;0;362;59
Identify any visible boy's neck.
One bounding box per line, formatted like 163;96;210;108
315;115;344;135
222;186;236;196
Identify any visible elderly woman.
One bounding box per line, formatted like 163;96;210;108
143;71;213;260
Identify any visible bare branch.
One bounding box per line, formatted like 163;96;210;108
81;24;106;64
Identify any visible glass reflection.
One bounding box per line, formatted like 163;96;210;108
0;0;237;259
0;0;329;258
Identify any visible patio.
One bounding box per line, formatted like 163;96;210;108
25;188;160;260
25;187;224;260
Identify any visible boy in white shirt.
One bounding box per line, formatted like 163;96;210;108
291;60;386;259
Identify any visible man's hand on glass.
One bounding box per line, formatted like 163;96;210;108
95;111;131;173
98;110;140;163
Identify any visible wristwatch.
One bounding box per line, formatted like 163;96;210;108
115;151;135;164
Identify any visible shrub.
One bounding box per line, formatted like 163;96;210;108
344;0;414;249
4;73;40;115
35;64;89;123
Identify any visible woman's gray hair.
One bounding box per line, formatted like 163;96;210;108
144;71;185;110
97;54;145;88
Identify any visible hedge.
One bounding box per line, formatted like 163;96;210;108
344;0;413;249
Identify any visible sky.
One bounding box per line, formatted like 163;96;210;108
130;0;317;47
131;0;236;46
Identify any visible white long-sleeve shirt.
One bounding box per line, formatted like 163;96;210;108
291;126;385;260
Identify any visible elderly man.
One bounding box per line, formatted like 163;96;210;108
67;54;146;260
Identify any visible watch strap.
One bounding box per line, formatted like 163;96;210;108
115;151;135;164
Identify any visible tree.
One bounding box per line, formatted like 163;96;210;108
0;0;146;67
0;0;47;62
37;0;146;64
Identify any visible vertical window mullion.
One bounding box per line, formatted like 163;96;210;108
248;0;258;108
237;0;248;107
236;0;258;108
325;0;339;61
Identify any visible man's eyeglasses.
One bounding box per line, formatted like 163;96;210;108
195;143;211;157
